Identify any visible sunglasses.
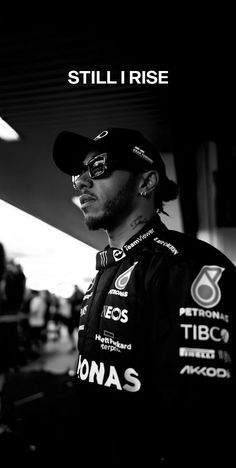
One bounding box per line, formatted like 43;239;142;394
72;153;119;189
72;152;148;190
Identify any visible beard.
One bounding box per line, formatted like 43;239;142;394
84;174;138;231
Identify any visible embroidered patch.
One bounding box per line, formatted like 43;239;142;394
115;262;138;290
113;249;126;262
191;265;225;308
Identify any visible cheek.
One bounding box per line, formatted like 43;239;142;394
94;182;113;201
95;188;106;203
94;172;138;203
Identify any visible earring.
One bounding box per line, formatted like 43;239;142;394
139;191;147;197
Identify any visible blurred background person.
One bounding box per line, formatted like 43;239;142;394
28;290;48;356
67;285;83;351
0;253;26;372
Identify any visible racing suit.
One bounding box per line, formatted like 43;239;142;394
75;215;235;466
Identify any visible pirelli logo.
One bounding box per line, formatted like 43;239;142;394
179;347;215;359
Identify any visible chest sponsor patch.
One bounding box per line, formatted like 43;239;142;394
76;355;141;392
115;261;138;290
180;324;230;343
113;249;126;262
191;265;225;308
179;347;216;359
180;365;230;379
101;305;128;323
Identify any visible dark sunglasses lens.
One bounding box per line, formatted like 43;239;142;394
89;159;106;178
72;154;108;187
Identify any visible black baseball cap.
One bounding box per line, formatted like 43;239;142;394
53;127;168;179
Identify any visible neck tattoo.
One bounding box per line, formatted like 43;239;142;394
130;215;150;230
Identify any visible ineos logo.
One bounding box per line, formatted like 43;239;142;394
94;130;108;141
101;305;128;323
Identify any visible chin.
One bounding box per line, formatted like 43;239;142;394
84;212;116;231
84;213;104;230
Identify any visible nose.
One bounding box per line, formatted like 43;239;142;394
74;172;93;192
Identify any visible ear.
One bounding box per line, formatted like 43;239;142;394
139;170;159;195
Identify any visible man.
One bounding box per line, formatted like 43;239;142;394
53;128;235;466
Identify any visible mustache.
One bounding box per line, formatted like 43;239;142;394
77;188;96;197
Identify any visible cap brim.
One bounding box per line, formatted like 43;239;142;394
53;131;98;175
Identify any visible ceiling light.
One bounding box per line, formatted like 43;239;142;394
0;199;97;296
0;116;20;141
